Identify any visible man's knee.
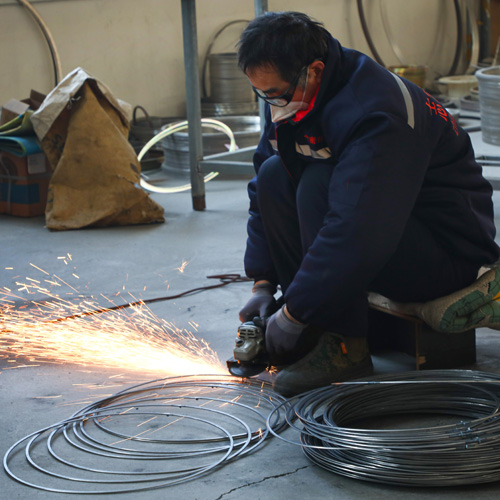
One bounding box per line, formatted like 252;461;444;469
257;156;293;203
257;156;288;185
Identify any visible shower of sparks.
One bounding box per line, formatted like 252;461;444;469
0;264;226;377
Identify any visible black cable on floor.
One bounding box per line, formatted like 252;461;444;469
50;274;252;324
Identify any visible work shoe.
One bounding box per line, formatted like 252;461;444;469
272;332;373;396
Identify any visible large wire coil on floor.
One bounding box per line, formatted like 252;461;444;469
4;375;291;495
8;370;500;492
268;370;500;487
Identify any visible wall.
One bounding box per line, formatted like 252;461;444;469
0;0;468;118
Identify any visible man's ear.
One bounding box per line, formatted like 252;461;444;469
310;60;325;85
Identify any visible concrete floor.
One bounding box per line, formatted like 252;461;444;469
2;131;500;499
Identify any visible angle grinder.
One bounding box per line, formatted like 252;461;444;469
226;317;269;377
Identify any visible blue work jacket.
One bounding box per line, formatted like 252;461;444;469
245;36;499;326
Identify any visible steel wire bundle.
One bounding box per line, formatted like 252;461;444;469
268;370;500;487
4;375;291;494
8;369;500;491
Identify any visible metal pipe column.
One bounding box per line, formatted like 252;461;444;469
181;0;205;210
254;0;268;131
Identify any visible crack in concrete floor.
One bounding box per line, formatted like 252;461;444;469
214;465;310;500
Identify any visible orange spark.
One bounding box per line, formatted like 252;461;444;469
29;263;49;275
1;265;226;377
137;416;158;427
175;260;190;273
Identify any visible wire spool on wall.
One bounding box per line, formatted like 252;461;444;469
357;0;465;85
160;115;260;173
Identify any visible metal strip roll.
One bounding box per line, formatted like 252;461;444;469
209;53;254;103
476;66;500;146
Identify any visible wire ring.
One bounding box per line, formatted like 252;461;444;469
138;119;237;194
4;375;291;494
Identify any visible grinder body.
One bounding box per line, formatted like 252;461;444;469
226;317;269;377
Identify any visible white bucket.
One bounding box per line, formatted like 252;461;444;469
436;75;478;99
476;66;500;146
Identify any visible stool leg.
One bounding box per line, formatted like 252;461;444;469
415;322;424;370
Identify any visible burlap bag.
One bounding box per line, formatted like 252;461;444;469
31;68;164;230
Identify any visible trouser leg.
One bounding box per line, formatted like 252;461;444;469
256;156;302;293
257;158;368;346
257;157;334;291
370;215;480;302
295;164;480;325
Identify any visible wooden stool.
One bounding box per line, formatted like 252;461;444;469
367;293;476;370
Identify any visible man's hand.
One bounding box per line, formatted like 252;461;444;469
239;281;276;322
265;305;307;361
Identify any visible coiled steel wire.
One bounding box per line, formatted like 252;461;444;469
4;375;291;494
8;370;500;491
267;370;500;487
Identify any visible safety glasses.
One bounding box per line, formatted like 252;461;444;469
251;66;307;107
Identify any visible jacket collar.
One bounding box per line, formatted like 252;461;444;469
316;36;346;106
283;36;345;125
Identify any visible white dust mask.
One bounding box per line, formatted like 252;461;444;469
270;69;310;123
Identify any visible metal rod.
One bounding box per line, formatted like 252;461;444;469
477;155;500;161
254;0;267;16
477;160;500;166
181;0;205;211
254;0;268;132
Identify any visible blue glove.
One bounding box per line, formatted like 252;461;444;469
265;306;307;361
239;282;277;322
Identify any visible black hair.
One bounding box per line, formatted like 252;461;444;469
237;11;329;82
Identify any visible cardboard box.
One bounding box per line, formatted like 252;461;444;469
0;90;46;126
0;151;52;217
0;100;29;126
